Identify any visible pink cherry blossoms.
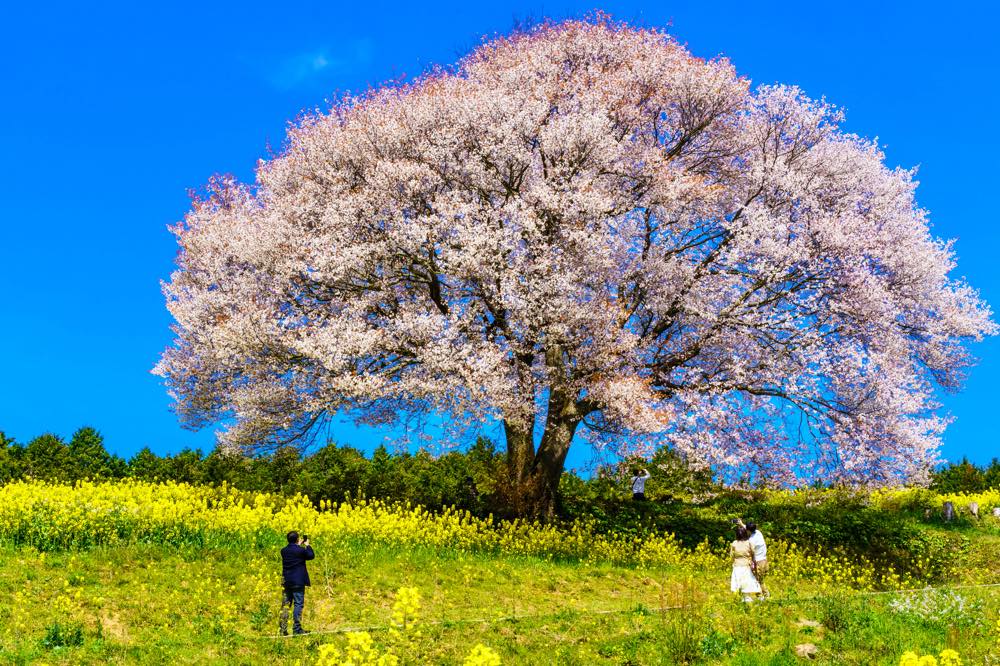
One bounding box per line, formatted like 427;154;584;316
155;17;995;499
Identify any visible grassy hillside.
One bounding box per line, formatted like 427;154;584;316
0;480;998;665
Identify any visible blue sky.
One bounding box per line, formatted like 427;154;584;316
1;1;997;471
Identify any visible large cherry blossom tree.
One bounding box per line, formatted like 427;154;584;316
156;17;994;514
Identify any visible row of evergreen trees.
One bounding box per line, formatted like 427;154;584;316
1;427;997;512
926;456;1000;493
0;427;500;513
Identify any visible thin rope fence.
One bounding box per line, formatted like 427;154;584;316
261;579;1000;640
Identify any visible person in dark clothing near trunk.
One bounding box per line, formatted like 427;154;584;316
280;530;315;635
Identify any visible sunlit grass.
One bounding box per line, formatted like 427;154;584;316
0;479;998;663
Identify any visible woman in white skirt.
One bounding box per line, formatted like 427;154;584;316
730;525;761;602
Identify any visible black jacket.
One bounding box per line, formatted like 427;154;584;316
280;543;315;588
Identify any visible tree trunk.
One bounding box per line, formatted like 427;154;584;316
504;420;534;487
502;387;582;517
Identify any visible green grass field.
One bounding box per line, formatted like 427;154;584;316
1;530;998;665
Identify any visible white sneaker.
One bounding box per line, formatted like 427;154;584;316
742;596;753;603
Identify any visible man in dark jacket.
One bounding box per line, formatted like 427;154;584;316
279;530;315;635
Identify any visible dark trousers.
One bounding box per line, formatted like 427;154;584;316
280;586;305;633
633;492;646;501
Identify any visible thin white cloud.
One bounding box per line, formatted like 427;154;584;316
266;40;374;91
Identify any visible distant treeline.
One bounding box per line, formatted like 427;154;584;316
1;427;997;514
926;455;1000;493
0;428;504;514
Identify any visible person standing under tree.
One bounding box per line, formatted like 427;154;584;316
280;530;314;636
630;467;651;501
730;525;761;602
744;521;769;599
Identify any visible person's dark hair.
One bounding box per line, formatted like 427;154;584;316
632;467;640;476
286;530;299;544
746;522;757;535
735;526;749;541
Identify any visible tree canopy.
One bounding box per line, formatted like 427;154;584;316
156;17;994;513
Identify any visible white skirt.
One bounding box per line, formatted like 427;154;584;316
731;565;761;594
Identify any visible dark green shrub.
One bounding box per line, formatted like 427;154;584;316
700;628;737;658
815;593;857;634
41;621;84;649
662;614;703;664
